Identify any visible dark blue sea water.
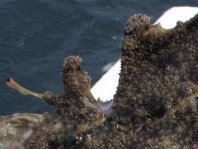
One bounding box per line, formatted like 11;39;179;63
0;0;198;115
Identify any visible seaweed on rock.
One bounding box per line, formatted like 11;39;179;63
1;13;198;148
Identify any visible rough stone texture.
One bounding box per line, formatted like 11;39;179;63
1;13;198;149
112;13;198;148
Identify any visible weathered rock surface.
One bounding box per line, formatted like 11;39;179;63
112;13;198;148
1;13;198;149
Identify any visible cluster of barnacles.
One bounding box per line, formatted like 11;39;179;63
0;13;198;148
1;56;106;148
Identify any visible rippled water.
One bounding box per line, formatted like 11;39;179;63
0;0;198;115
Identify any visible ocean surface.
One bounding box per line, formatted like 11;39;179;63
0;0;198;115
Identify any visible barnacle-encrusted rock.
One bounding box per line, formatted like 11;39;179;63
42;56;104;132
1;13;198;149
111;13;198;148
1;56;104;148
